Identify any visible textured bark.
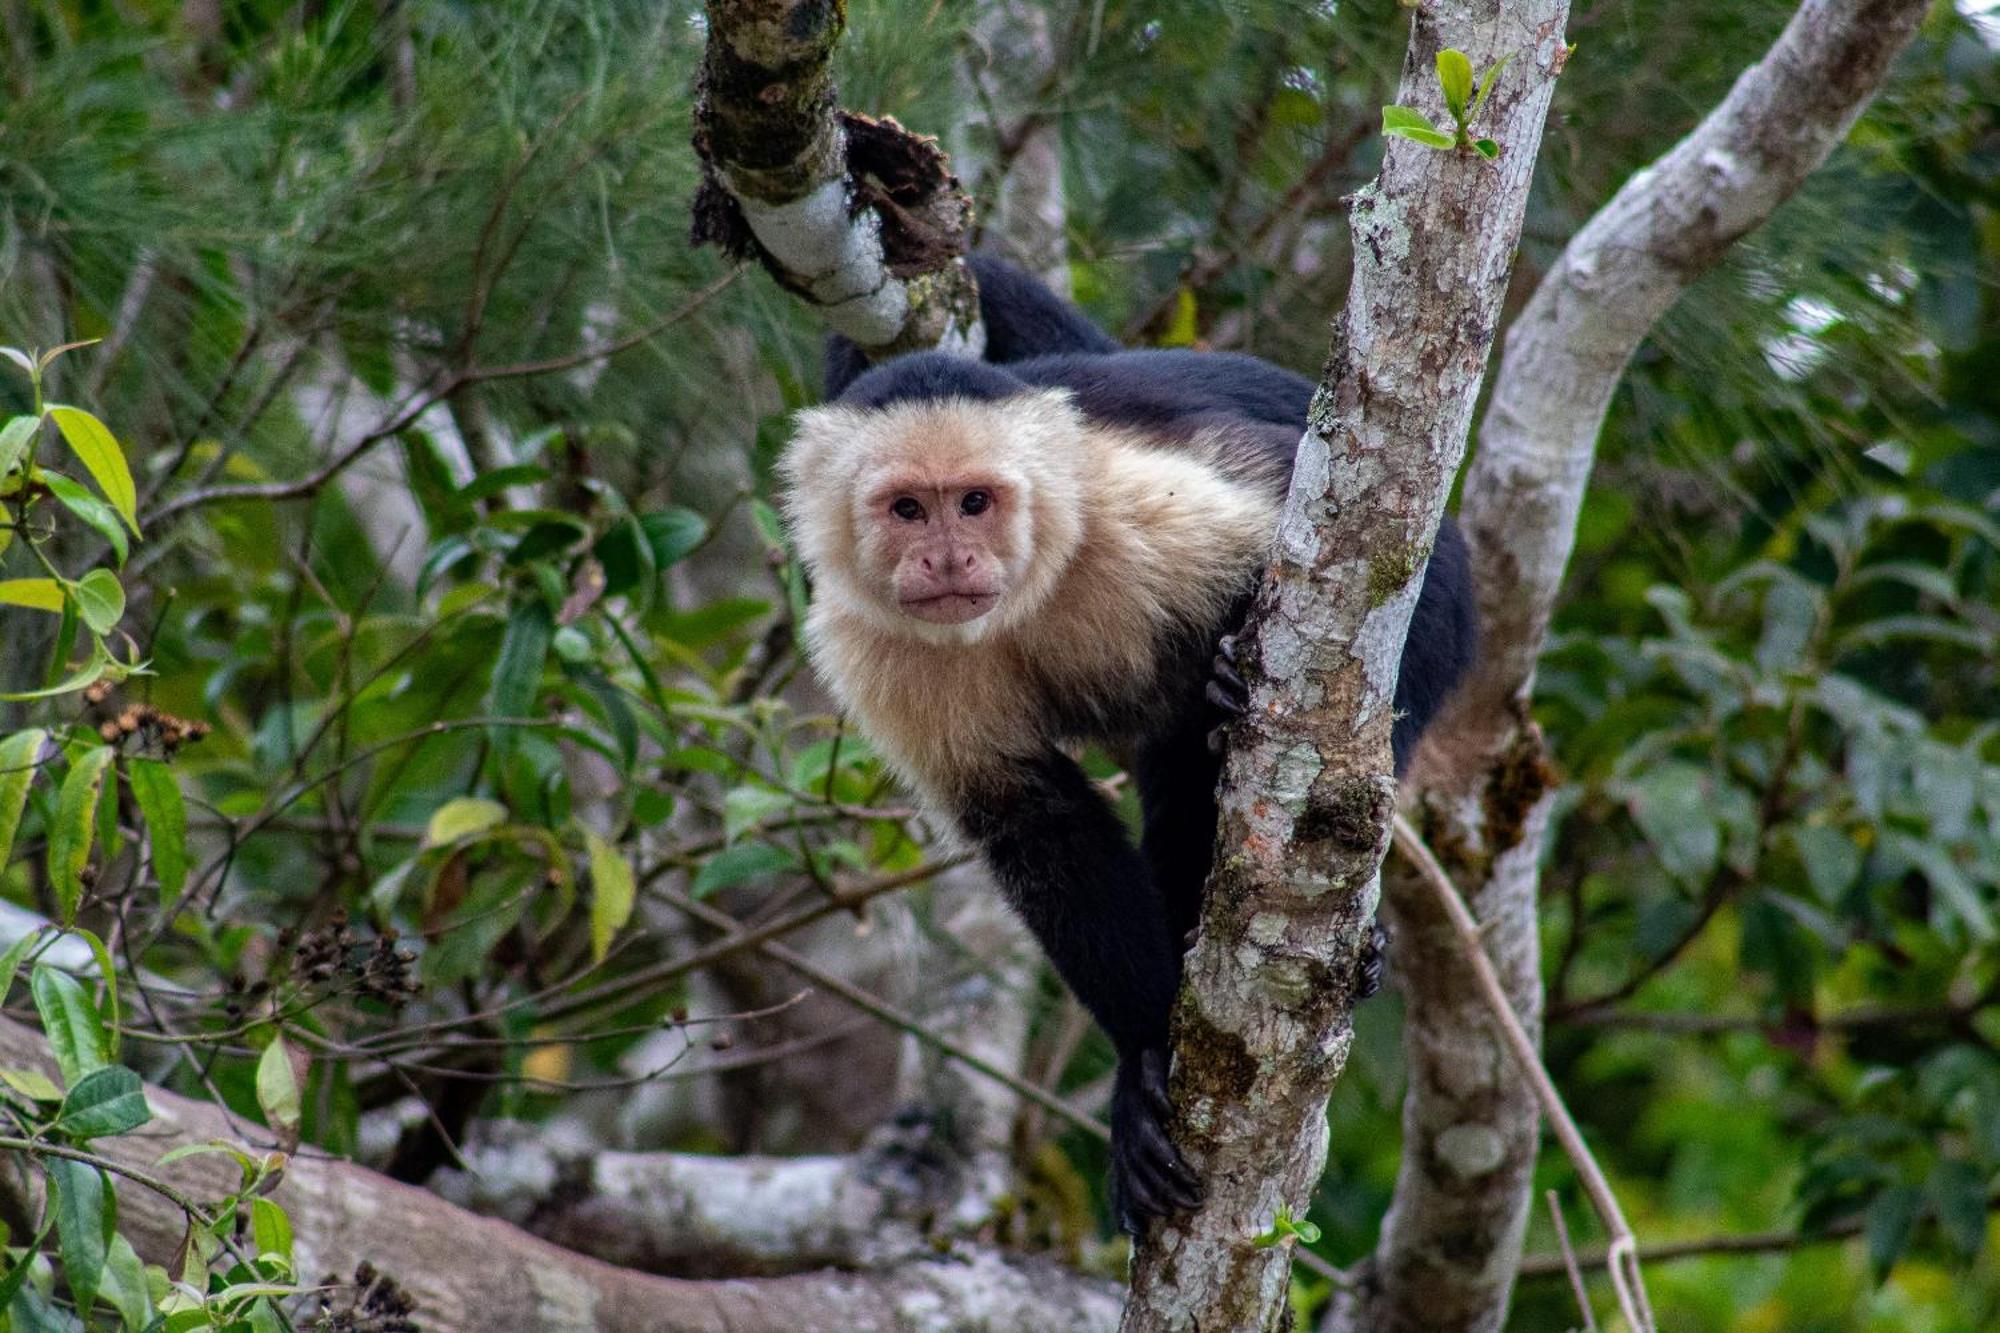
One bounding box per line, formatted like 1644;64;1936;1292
1120;4;1569;1329
1341;2;1931;1330
693;0;983;357
435;1111;1002;1278
0;1012;1120;1333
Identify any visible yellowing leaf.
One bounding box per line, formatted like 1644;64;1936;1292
424;796;508;847
49;746;116;925
47;405;139;536
0;578;64;613
256;1036;302;1138
0;729;47;873
585;826;635;963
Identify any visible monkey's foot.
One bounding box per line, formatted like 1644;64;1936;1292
1109;1048;1203;1234
1355;922;1390;1001
1204;633;1248;755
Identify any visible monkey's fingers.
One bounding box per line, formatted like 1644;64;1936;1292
1355;922;1391;1001
1205;679;1245;716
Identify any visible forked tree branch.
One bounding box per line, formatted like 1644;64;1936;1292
1354;1;1932;1329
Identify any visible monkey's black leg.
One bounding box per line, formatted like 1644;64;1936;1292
956;751;1203;1232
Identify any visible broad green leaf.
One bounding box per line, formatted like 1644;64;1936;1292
1791;826;1862;903
256;1037;301;1136
250;1198;294;1266
0;414;37;478
47;1156;114;1316
585;826;635;964
424;796;508;847
640;507;709;568
72;928;121;1061
0;729;48;869
48;745;115;925
47;405;138;536
127;759;188;907
1436;48;1473;120
0;579;62;613
31;965;109;1085
41;472;129;566
71;568;125;636
1381;103;1456;150
692;843;796;898
1865;1182;1921;1280
1622;762;1721;887
54;1065;151;1140
1381;105;1443;137
724;785;794;842
1882;830;1996;943
97;1232;150;1330
1929;1158;1987;1257
1472;138;1500;160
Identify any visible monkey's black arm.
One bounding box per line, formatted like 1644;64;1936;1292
955;749;1202;1227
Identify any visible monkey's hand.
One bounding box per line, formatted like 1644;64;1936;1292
1356;921;1390;1001
1204;632;1249;755
1108;1048;1203;1234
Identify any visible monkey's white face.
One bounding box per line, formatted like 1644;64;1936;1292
860;475;1016;626
780;391;1091;644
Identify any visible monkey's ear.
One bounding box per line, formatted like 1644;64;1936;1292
779;403;867;489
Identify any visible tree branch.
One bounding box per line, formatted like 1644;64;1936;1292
693;0;983;358
0;1012;1121;1333
1358;1;1931;1329
1120;5;1570;1329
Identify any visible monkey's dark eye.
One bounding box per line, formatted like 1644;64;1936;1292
960;490;992;517
891;497;925;521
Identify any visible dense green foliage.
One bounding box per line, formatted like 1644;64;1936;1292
0;2;1996;1329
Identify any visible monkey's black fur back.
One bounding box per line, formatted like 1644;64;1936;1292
817;255;1478;1232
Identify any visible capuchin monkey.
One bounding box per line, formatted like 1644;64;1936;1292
782;256;1477;1233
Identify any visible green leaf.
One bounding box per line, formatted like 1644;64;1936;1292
458;464;550;505
424;796;508;847
0;1216;53;1313
1791;826;1862;903
54;1065;151;1140
41;472;129;566
0;578;64;613
585;826;635;964
640;507;709;568
256;1036;301;1136
1436;48;1473;120
250;1196;294;1266
1881;831;1996;943
0;729;48;870
0;414;38;478
1622;762;1721;887
71;569;125;636
0;1066;62;1103
1381;105;1455;149
47;1155;114;1316
1929;1159;1987;1257
1471;52;1516;121
47;405;139;536
1865;1183;1921;1281
0;638;112;701
488;601;553;723
692;843;796;898
0;926;43;1004
723;785;794;842
1472;138;1500;160
127;759;188;908
48;745;116;925
72;929;120;1062
97;1232;150;1330
31;965;109;1085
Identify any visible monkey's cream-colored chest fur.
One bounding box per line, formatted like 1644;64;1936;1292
804;439;1278;804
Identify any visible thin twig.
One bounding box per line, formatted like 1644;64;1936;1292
1546;1189;1599;1332
1392;814;1656;1333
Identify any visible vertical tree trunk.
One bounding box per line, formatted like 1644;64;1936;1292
1338;2;1931;1329
1121;3;1571;1328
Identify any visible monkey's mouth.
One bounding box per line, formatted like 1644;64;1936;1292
899;591;999;624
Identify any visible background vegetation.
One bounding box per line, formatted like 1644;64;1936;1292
0;1;1996;1328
